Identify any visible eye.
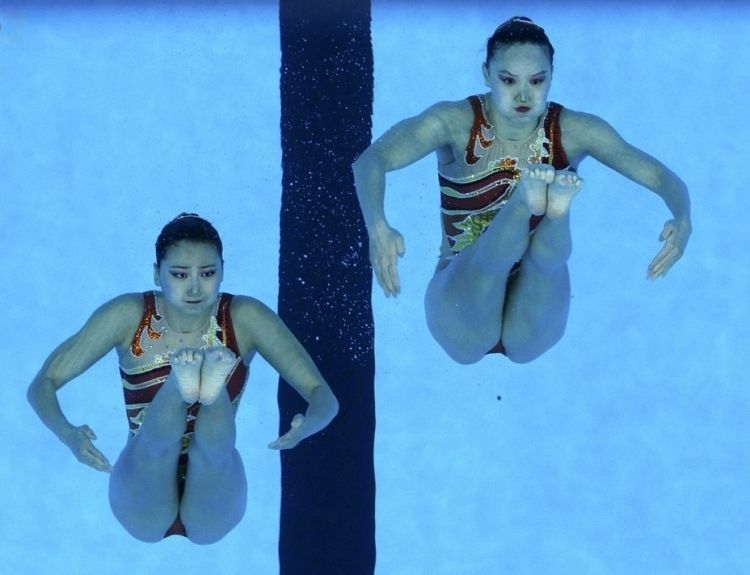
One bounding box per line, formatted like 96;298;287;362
170;272;187;279
500;76;515;85
202;270;216;278
531;77;546;86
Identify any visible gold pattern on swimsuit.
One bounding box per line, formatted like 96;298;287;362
201;316;224;348
451;210;499;252
527;128;551;164
129;409;147;432
131;297;165;357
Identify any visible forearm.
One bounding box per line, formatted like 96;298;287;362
353;153;390;232
658;173;691;223
27;376;75;443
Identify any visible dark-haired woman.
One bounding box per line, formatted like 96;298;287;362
353;16;691;365
27;213;339;544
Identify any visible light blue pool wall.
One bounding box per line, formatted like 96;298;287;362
1;1;748;574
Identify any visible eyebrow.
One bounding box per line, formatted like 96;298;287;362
168;264;217;269
499;70;548;77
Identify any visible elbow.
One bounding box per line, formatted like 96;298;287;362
313;383;339;421
27;374;54;409
352;148;381;181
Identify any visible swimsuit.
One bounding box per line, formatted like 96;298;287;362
118;291;248;537
437;95;571;354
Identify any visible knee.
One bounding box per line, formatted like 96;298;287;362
185;527;230;545
109;499;172;543
426;315;493;365
504;347;545;365
503;327;565;364
182;504;246;545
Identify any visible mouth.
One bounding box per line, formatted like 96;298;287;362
185;300;203;305
515;106;531;113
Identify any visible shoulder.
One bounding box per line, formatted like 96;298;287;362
60;293;144;354
227;295;284;357
559;107;622;141
420;97;478;131
88;293;143;324
90;293;144;339
386;97;474;140
558;107;627;161
228;295;277;329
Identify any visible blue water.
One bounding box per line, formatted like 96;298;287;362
2;1;748;574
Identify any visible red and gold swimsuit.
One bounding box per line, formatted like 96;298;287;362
118;291;248;537
438;95;572;354
438;95;570;257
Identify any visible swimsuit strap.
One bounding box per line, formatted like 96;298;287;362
216;293;240;355
130;291;162;357
543;102;570;169
465;95;493;165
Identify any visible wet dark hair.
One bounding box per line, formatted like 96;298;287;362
155;213;223;267
485;16;554;67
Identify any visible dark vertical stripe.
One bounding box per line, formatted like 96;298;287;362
278;1;375;574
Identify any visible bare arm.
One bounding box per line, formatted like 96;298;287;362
27;294;141;471
352;102;458;295
563;110;692;278
231;297;339;449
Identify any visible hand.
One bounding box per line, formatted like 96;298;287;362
647;218;691;279
62;425;112;472
268;414;307;450
369;224;405;297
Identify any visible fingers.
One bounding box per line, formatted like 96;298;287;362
647;240;680;279
71;427;112;472
85;445;113;473
370;232;405;297
648;220;688;279
268;414;306;450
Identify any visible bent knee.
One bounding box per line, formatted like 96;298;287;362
182;513;243;545
503;332;564;364
110;508;173;543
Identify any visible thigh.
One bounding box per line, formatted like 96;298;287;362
108;437;182;542
501;261;571;362
179;449;248;544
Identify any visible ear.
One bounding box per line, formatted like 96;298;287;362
153;263;161;286
482;62;490;87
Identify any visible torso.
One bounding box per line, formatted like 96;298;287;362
117;291;249;444
437;94;571;258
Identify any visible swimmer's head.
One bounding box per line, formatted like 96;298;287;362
486;17;554;68
155;213;224;267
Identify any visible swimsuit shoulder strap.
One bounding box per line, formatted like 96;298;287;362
543;102;570;169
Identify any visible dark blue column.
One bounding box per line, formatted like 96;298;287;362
277;1;375;574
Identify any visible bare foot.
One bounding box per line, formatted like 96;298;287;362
170;348;204;404
516;165;555;216
199;346;238;405
546;170;583;219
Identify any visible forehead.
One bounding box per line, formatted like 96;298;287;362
162;240;221;263
488;43;551;72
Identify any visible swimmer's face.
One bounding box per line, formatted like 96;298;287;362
154;240;223;317
483;43;552;124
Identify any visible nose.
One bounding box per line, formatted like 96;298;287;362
188;275;202;296
516;89;529;103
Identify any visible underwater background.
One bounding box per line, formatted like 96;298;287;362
2;1;748;573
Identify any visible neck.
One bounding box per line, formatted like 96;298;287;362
160;299;216;334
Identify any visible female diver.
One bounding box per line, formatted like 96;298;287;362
353;16;691;365
27;213;339;544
